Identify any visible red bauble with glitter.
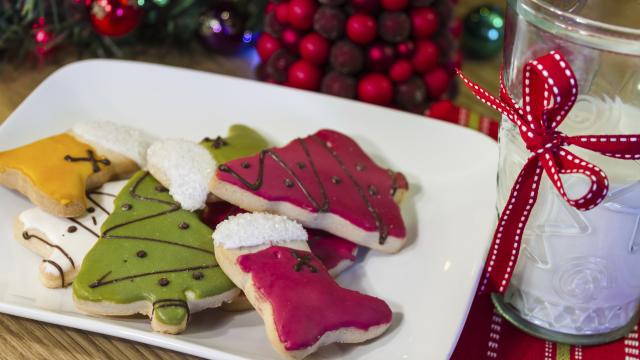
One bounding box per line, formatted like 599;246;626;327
288;60;322;90
346;13;377;45
357;73;394;105
258;0;457;112
89;0;142;37
299;32;330;65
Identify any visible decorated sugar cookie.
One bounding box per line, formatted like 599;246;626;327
201;202;359;276
15;180;127;288
147;124;269;211
0;121;156;217
213;213;393;359
210;129;409;253
73;171;239;334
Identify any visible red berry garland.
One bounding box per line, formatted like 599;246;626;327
256;0;458;112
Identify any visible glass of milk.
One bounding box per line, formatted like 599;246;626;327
493;0;640;344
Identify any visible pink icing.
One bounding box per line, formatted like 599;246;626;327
200;201;246;229
216;129;408;243
237;245;392;351
307;229;358;271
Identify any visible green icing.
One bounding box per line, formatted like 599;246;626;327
73;171;236;327
199;124;270;164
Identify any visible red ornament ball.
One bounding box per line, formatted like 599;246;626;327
288;60;322;90
389;59;413;82
89;0;142;37
396;40;415;58
275;3;290;24
288;0;317;30
256;33;282;62
378;11;411;43
367;43;396;72
411;7;439;38
350;0;379;13
281;28;302;50
330;40;364;75
381;0;408;11
299;32;330;65
412;40;439;73
358;73;393;106
313;5;346;40
423;67;450;98
321;71;357;98
346;13;377;45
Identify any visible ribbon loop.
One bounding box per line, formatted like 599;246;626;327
458;50;640;295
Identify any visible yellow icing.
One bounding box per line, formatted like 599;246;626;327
0;133;108;206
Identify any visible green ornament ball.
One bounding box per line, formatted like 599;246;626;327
461;5;505;59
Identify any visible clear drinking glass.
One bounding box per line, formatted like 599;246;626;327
495;0;640;344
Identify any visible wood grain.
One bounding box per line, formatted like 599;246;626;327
0;0;503;358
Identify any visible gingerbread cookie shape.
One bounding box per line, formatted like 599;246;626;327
210;129;409;253
147;125;270;211
15;180;127;288
0;121;156;217
73;171;239;334
213;213;392;359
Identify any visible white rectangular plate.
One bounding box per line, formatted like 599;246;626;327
0;60;497;360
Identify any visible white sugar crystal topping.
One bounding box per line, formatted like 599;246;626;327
71;121;157;167
147;139;215;211
213;213;308;249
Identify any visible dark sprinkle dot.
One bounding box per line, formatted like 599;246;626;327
67;226;77;233
218;164;230;172
179;222;190;230
158;278;170;287
87;207;95;213
123;259;128;263
297;162;306;169
64;155;72;162
155;184;168;192
284;178;294;188
22;231;29;240
121;203;132;211
368;185;378;196
241;161;251;169
192;272;204;280
102;159;111;165
331;176;342;184
356;163;366;172
136;250;147;258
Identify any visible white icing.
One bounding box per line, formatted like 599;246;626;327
213;213;308;249
18;180;126;277
147;139;215;211
71;121;157;167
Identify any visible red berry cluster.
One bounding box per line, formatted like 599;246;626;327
256;0;459;113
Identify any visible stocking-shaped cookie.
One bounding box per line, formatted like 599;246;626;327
73;171;238;334
147;124;270;211
15;180;126;288
0;121;155;217
210;129;409;253
213;213;392;359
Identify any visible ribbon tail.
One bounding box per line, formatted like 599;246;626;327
456;69;518;122
478;157;543;295
566;134;640;160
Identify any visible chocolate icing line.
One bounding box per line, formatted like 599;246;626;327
64;150;111;173
218;140;330;212
87;192;112;215
100;172;213;255
88;264;217;288
23;231;76;269
69;218;99;238
42;259;65;287
312;135;389;244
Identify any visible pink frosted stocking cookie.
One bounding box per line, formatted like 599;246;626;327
307;229;358;277
213;213;393;359
210;129;409;253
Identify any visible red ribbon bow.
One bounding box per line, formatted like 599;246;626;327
458;50;640;294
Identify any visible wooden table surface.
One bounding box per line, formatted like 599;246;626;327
0;1;502;359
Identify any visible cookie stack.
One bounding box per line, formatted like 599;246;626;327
0;121;410;359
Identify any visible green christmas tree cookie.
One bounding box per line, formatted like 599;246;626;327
73;171;239;334
200;124;270;164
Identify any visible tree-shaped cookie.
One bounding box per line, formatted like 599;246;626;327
73;171;238;334
210;129;409;253
15;180;127;288
147;124;270;211
0;121;155;217
213;213;392;359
